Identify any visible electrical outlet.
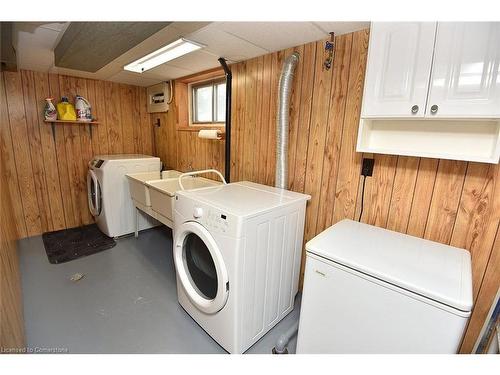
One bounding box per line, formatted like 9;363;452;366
361;158;374;177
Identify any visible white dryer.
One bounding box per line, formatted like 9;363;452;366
87;154;161;237
173;181;310;353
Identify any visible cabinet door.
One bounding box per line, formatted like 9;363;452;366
427;22;500;118
362;22;436;118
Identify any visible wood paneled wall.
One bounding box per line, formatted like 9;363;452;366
157;29;499;353
1;29;497;353
1;71;154;238
0;153;25;350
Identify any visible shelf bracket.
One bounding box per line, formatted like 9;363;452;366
50;122;56;142
88;123;93;140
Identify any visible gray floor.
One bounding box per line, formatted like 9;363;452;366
18;227;299;354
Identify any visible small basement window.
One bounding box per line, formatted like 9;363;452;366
191;78;226;125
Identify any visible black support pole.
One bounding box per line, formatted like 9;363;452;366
218;57;232;183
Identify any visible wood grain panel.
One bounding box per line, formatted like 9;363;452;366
105;81;123;154
450;162;500;299
4;71;42;236
119;84;135;154
0;155;25;350
406;158;439;237
33;71;66;231
21;70;52;232
0;73;27;238
302;39;336;242
386;156;420;233
425;160;468;244
332;29;369;224
3;71;154;237
361;154;398;227
316;34;352;233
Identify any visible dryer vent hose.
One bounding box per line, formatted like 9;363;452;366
275;52;299;190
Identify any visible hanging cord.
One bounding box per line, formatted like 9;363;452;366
166;80;174;104
358;175;367;222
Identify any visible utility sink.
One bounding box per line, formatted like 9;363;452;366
126;170;182;207
146;177;221;221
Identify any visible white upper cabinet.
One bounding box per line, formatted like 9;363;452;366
357;22;500;164
361;22;436;118
427;22;500;118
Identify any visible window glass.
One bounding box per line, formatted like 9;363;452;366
191;79;226;124
194;86;213;123
216;83;226;122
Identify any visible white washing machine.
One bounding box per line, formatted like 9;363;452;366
87;154;161;237
173;181;310;353
296;219;473;353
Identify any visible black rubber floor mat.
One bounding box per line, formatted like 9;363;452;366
42;224;116;264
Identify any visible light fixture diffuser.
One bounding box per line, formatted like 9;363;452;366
124;38;205;73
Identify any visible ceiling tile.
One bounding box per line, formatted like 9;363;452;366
313;22;370;35
107;71;162;87
14;24;61;71
166;50;221;74
188;23;268;62
218;22;327;51
144;64;195;81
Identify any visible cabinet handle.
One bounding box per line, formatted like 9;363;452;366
411;105;419;114
430;104;439;114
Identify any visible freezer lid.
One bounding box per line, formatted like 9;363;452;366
305;220;473;312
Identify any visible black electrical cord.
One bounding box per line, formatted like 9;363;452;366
358;175;367;222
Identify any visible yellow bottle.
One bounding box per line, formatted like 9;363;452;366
56;96;77;121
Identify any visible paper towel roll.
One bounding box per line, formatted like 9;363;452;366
198;129;222;140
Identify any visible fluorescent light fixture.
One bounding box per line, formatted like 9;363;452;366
124;38;205;73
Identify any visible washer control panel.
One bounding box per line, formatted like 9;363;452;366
175;194;238;236
203;209;230;234
89;159;104;168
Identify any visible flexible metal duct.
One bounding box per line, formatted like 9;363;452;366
275;52;300;189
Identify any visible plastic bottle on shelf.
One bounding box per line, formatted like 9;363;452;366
75;95;92;122
56;96;77;121
44;98;57;121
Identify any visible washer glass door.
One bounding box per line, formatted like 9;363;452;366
174;221;229;314
87;169;101;216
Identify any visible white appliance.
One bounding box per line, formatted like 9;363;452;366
87;154;161;237
296;219;473;354
173;181;310;353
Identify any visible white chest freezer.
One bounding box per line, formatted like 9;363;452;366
296;219;473;354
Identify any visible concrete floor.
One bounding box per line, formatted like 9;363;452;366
18;226;299;354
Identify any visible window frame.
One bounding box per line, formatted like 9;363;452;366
190;77;226;126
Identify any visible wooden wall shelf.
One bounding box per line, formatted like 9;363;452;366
44;120;99;141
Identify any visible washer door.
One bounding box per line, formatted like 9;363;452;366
87;169;101;217
174;221;229;314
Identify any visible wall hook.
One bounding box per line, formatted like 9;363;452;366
323;32;335;71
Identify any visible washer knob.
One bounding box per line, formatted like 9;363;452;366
193;207;203;219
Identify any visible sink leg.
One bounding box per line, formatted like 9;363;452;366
135;208;139;238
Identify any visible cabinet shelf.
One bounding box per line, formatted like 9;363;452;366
44;119;99;141
357;119;500;164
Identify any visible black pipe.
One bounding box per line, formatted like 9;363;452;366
218;57;232;183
